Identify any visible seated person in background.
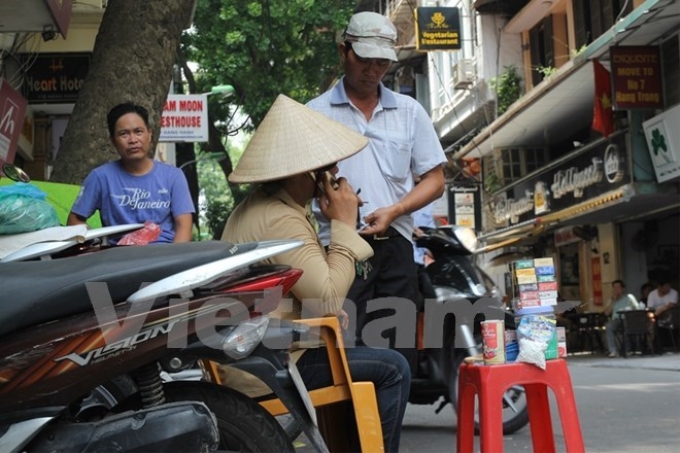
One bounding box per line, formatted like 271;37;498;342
67;103;194;243
220;95;410;453
604;279;639;358
639;282;654;308
647;278;678;326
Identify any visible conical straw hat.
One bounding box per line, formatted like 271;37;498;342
229;94;368;183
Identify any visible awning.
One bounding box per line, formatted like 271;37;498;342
474;182;680;254
538;188;628;224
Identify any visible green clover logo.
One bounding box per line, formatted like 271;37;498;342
651;128;667;156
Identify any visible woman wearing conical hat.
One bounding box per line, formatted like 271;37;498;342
221;94;410;452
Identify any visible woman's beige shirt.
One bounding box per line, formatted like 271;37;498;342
218;187;373;396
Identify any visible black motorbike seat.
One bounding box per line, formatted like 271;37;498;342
0;241;255;338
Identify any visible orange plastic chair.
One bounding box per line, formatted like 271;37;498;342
203;317;384;452
258;317;384;452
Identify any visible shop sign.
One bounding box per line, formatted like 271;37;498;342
610;46;663;110
492;190;533;224
551;157;603;199
447;184;481;230
22;53;90;103
159;94;209;142
0;78;28;165
533;181;550;215
553;226;580;247
46;0;74;38
591;256;603;306
642;103;680;183
604;144;624;184
415;7;461;51
487;134;631;227
18;107;34;160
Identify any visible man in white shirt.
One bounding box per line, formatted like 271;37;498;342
647;278;678;324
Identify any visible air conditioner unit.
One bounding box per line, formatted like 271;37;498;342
453;59;475;90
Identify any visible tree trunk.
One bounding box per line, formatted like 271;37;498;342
51;0;194;184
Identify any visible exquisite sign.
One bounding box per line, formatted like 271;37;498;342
610;46;663;109
159;94;209;142
416;7;461;51
22;53;90;103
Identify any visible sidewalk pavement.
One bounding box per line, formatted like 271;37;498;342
565;351;680;371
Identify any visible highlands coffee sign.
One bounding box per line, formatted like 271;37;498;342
490;137;630;224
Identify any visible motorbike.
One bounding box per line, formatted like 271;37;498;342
409;225;530;434
1;163;333;451
0;237;306;452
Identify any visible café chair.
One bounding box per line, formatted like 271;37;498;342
656;305;680;352
619;310;655;357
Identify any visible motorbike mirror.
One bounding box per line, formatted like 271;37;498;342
1;163;30;182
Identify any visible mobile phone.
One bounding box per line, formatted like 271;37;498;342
311;170;339;194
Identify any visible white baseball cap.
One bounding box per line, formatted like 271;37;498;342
343;12;398;62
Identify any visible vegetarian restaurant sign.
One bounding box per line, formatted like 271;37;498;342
610;46;663;110
415;7;461;51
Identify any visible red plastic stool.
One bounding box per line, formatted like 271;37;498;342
456;358;585;453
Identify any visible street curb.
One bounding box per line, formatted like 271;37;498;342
565;352;680;372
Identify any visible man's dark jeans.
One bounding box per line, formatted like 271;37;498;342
297;345;411;453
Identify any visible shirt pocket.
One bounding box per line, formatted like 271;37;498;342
373;139;411;182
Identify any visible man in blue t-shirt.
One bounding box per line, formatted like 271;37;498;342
67;103;194;243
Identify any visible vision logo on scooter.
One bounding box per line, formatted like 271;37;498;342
54;321;180;367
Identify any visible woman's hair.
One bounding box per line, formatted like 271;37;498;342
260;180;283;196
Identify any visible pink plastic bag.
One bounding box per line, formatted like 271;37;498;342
117;221;161;245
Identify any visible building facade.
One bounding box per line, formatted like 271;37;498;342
368;0;679;310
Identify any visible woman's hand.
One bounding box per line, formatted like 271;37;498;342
317;176;361;227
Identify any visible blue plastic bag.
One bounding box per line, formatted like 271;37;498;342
0;183;60;234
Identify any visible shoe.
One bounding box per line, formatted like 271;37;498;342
608;352;619;358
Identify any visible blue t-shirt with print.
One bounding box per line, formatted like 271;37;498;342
71;161;194;243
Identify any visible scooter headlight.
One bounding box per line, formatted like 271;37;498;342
223;315;270;360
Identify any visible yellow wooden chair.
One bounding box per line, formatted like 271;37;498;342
203;316;384;452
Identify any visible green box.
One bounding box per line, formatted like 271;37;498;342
544;328;558;360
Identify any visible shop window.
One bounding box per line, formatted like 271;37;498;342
572;0;633;48
529;17;554;87
485;147;549;189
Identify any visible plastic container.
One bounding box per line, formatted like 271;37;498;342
481;320;506;364
505;330;519;362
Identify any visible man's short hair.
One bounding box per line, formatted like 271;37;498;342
107;102;150;137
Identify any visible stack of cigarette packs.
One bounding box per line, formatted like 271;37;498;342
513;258;558;309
